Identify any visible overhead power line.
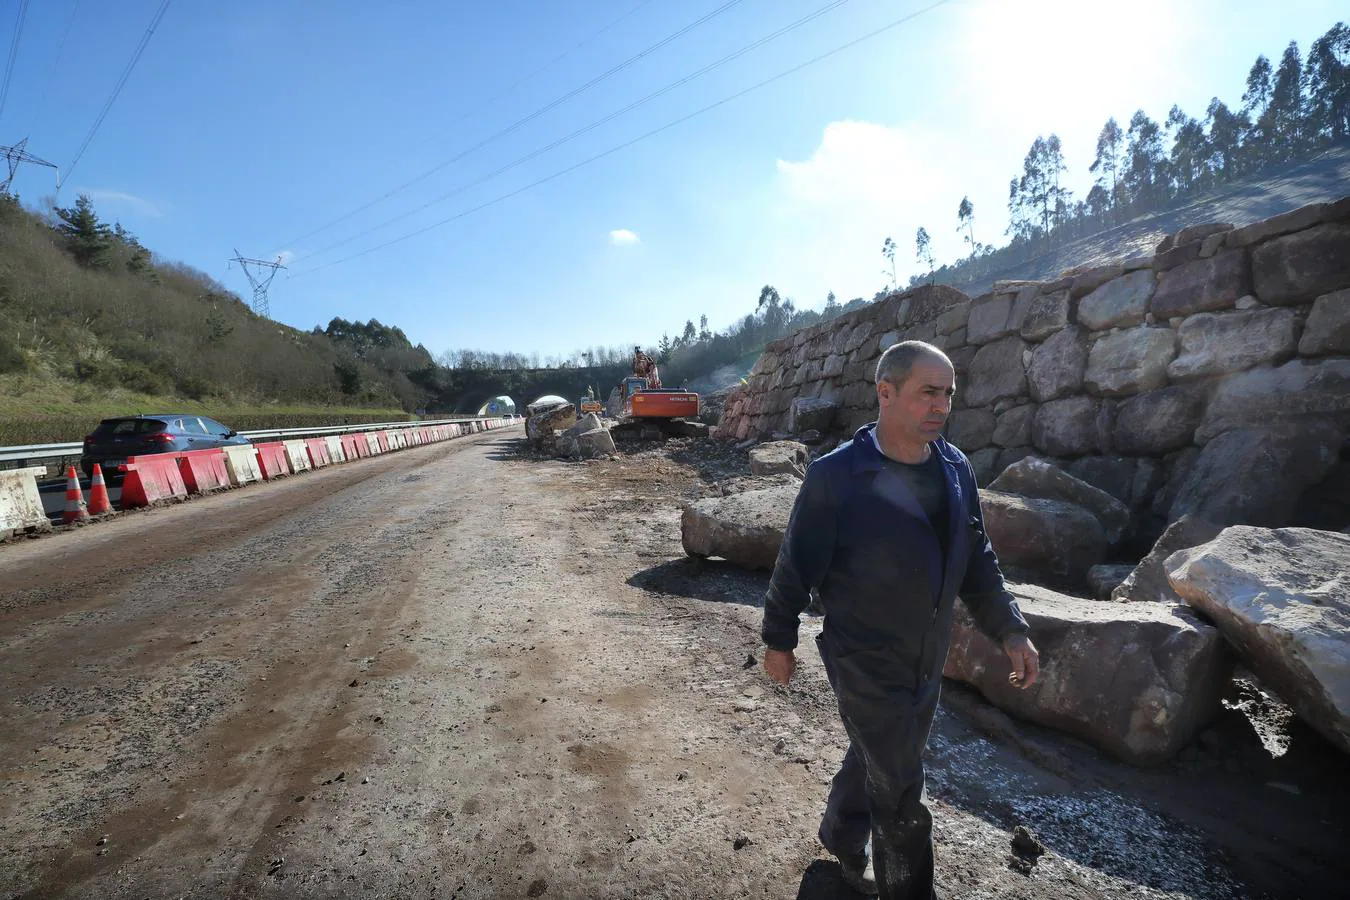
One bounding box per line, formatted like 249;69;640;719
289;0;955;280
36;0;82;122
485;0;658;111
0;0;31;126
274;0;747;251
294;0;851;264
59;0;172;191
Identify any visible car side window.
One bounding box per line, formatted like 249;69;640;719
202;418;230;435
183;418;208;435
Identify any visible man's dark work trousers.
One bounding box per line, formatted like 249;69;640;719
816;633;938;900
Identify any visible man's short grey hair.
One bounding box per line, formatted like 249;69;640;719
875;340;952;386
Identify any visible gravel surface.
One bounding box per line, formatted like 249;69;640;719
1;430;1346;898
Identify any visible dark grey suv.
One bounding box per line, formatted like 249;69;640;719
81;414;250;478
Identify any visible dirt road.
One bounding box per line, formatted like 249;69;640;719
2;431;1346;898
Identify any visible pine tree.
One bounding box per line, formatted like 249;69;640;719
53;194;113;268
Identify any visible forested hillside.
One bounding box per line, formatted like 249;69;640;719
902;22;1349;293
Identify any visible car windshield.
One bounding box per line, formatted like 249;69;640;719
102;418;166;435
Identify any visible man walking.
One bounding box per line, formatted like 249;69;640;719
762;341;1039;898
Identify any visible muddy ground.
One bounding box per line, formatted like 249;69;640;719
1;429;1347;899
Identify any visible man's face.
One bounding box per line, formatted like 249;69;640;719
877;355;956;442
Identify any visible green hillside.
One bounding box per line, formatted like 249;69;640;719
0;194;428;443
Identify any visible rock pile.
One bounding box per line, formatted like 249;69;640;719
525;405;617;460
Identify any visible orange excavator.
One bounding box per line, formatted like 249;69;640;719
613;347;701;436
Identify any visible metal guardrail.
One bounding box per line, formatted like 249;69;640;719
0;416;522;467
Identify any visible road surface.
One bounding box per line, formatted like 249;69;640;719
1;431;1345;898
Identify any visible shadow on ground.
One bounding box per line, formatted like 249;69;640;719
795;860;869;899
626;556;770;609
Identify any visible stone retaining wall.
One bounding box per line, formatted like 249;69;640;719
717;197;1350;533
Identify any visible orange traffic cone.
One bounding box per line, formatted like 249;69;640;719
88;463;112;516
62;465;89;524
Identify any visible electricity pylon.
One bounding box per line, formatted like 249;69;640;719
1;138;57;195
231;249;286;318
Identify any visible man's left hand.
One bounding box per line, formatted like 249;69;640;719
1002;634;1040;689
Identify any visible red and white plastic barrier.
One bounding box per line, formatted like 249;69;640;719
283;439;312;473
1;465;49;535
304;437;331;468
222;445;263;486
254;442;291;480
121;454;189;508
177;449;231;494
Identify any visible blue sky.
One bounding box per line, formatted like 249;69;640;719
3;0;1343;360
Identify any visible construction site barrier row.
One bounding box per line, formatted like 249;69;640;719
0;418;518;527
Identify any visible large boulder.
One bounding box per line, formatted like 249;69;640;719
992;404;1035;448
1027;326;1089;402
1298;288;1350;357
1150;249;1250;318
555;426;616;459
1112;515;1223;603
680;484;799;570
1166;308;1299;381
946;408;996;451
1195;358;1350;443
964;336;1029;407
989;456;1131;544
944;584;1229;765
1019;288;1070;341
1112;385;1205;456
1170;425;1341;527
789;397;837;433
567;413;603;434
1077;269;1155;330
979;490;1107;584
1084;326;1177;397
525;402;577;448
1066;455;1138;507
966;291;1019;345
1251;221;1350;306
748;440;807;478
1166;527;1350;755
1031;396;1107;456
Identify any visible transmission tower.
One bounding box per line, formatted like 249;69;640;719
0;138;57;195
231;249;286;318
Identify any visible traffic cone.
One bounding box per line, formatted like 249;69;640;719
62;465;89;524
88;463;112;516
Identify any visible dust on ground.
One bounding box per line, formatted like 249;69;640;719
0;431;1346;898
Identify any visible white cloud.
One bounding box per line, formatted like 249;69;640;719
608;228;640;246
276;249;296;266
769;120;989;297
79;188;162;218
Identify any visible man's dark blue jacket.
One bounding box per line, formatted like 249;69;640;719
762;424;1029;712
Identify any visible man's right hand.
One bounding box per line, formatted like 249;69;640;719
763;648;796;685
